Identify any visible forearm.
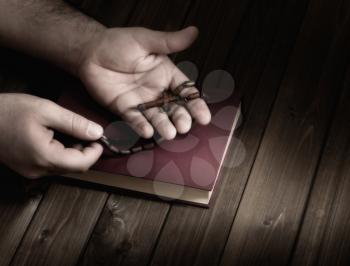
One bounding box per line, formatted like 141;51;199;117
0;0;106;75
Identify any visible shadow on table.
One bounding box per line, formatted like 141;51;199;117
0;165;48;202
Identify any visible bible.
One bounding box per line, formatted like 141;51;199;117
58;82;241;207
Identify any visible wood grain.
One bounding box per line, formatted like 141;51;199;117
11;185;107;266
175;0;249;73
79;195;168;266
220;0;350;264
291;50;350;265
0;173;43;266
149;0;310;265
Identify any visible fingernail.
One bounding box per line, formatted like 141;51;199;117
87;122;104;138
138;123;153;138
164;127;177;140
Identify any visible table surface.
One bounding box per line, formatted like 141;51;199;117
1;0;350;265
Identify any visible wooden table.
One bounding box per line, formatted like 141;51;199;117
1;0;350;265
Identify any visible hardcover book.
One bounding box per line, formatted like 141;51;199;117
58;79;241;207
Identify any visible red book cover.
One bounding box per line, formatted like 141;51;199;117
58;75;240;206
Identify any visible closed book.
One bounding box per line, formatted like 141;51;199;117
58;85;241;207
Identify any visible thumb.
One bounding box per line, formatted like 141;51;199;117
139;26;198;54
46;103;104;141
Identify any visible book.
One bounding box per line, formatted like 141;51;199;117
58;85;241;207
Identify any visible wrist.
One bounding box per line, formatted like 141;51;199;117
70;23;107;77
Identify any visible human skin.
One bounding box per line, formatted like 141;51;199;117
0;0;211;178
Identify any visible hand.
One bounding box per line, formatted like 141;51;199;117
78;26;211;140
0;93;104;178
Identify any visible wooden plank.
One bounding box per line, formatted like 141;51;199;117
149;0;310;266
128;0;190;30
175;0;250;73
0;171;44;266
291;57;350;265
79;194;168;266
10;185;107;266
0;199;39;266
8;1;135;265
77;1;192;265
220;0;350;264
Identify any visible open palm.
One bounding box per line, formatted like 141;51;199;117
79;27;211;140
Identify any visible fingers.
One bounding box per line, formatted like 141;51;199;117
143;107;177;140
138;26;199;55
166;103;192;134
114;93;192;139
47;141;103;173
40;102;104;174
170;65;211;125
44;102;104;141
122;109;154;138
142;103;193;139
